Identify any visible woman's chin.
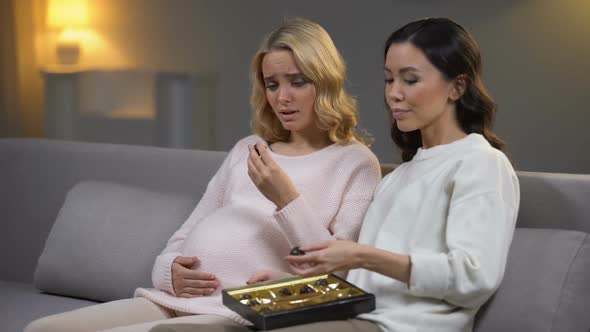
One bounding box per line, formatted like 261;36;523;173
396;121;418;133
281;122;298;131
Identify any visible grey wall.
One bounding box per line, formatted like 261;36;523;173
212;0;590;173
83;0;590;173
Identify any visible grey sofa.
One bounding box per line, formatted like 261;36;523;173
1;138;589;332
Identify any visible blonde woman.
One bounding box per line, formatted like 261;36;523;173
25;17;381;332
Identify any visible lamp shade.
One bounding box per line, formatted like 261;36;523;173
47;0;88;28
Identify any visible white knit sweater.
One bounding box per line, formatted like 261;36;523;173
135;135;381;325
348;134;520;332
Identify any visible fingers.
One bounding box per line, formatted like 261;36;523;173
285;252;318;265
246;271;271;284
172;261;219;298
289;263;325;278
249;142;277;169
173;275;218;297
255;142;275;165
247;155;260;183
173;256;199;268
178;286;217;298
177;280;218;295
285;245;328;263
180;267;217;281
247;145;266;186
180;278;219;289
246;276;263;285
248;144;266;171
299;241;331;253
247;142;277;187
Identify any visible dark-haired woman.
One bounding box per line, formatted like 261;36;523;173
282;17;520;332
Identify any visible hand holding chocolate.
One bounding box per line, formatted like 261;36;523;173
289;246;305;256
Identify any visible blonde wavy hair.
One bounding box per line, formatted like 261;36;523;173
250;17;368;145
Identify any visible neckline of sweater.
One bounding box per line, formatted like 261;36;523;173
267;141;340;159
412;133;488;161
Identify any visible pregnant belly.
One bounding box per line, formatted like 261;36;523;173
180;207;290;290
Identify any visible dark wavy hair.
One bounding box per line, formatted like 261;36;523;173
385;17;505;162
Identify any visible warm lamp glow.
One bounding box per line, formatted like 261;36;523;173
47;0;89;65
47;0;88;29
60;28;88;42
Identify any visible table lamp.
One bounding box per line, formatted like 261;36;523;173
47;0;88;65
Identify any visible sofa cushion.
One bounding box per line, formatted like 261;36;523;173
0;280;97;332
475;228;590;332
33;180;197;302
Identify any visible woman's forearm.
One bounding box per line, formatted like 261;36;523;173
356;244;411;284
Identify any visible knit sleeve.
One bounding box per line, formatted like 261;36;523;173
151;141;241;294
274;148;382;247
408;154;520;309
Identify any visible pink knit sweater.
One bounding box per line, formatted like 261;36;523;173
135;135;381;325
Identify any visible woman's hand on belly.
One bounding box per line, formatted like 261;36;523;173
172;256;220;298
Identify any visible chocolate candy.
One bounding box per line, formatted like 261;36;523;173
241;294;253;300
279;287;293;296
248;299;261;307
290;246;305;256
300;285;315;294
314;278;329;286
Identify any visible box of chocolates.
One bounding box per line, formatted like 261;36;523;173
222;274;375;330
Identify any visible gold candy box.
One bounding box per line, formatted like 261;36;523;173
222;274;375;330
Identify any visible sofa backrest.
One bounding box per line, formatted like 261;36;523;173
0;138;227;283
381;163;590;234
516;171;590;233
